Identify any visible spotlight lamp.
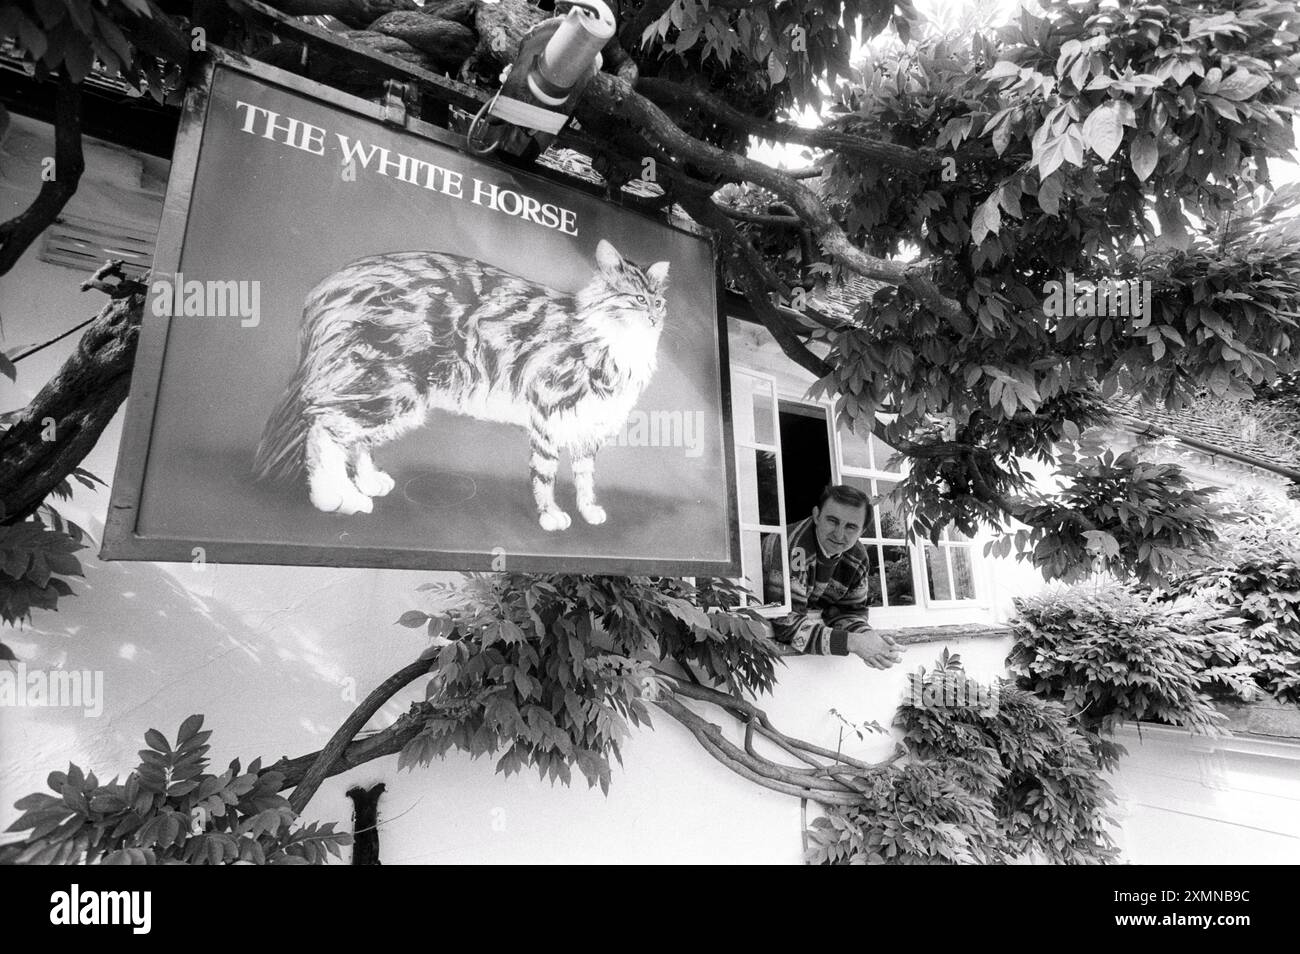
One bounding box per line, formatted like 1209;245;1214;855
468;0;616;158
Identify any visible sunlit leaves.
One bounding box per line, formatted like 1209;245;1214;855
1000;449;1224;586
397;574;777;795
1008;583;1240;767
810;654;1119;864
0;519;83;626
1;715;349;865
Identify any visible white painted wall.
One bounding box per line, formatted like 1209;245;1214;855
1109;726;1300;864
2;115;1297;864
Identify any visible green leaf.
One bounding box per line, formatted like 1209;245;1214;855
971;193;1002;245
144;728;170;754
1130;133;1158;181
176;714;204;744
396;610;428;628
1215;69;1269;102
1037;173;1062;216
1082;103;1124;162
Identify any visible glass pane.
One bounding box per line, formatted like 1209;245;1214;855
737;448;759;524
873;479;907;539
950;547;975;600
756;450;781;526
752;382;776;445
760;531;786;605
732;375;756;445
837;416;873;469
741;530;764;602
872;433;901;472
741;530;785;606
864;545;885;607
881;545;916;605
837;475;877;539
925;544;953;601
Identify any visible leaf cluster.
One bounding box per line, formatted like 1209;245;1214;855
1;715;349;864
395;574;779;793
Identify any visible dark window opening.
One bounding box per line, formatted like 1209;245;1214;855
777;403;832;525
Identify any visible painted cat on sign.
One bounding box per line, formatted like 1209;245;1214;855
253;239;669;531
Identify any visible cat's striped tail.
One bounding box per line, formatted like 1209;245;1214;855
253;367;310;483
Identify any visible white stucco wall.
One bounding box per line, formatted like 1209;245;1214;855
3;114;1298;864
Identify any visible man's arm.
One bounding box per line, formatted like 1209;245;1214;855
823;553;902;669
759;532;849;656
769;612;851;656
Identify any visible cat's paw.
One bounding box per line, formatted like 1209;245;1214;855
310;480;374;515
579;504;607;525
355;468;395;497
336;491;375;516
538;508;572;532
309;482;345;514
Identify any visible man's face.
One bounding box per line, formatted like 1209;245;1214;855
812;498;868;557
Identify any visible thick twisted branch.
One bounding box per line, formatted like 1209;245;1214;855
285;657;435;812
656;695;869;803
581;74;965;323
0;264;144;524
636;77;940;172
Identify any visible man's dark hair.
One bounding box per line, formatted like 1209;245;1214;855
816;484;872;525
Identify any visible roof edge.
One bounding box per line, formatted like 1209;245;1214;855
1116;415;1300;483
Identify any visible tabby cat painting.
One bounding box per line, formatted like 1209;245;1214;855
102;61;737;575
252;241;669;531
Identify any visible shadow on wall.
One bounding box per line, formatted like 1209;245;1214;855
0;525;434;835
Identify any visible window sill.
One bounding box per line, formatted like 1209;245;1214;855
771;622;1012;655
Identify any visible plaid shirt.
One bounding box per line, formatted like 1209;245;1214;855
761;517;872;656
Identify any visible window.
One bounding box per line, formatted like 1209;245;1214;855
833;416;917;609
923;527;978;603
730;369;790;615
730;368;981;617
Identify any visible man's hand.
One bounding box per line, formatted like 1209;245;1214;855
844;629;903;670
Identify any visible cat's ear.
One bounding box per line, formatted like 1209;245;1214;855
647;261;670;290
595;239;623;275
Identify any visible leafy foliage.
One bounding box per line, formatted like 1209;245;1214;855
0;451;103;658
808;652;1118;864
640;0;916;115
1169;489;1300;703
806;760;1011;864
1170;558;1300;703
0;0;188;103
395;574;778;793
993;448;1225;585
0;715;349;864
804;0;1300;563
1008;583;1246;768
0;519;83;627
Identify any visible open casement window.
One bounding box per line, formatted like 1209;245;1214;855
922;527;978;603
831;407;980;609
730;367;791;616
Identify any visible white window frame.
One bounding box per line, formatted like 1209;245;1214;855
730;367;791;616
829;402;984;611
920;532;981;606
